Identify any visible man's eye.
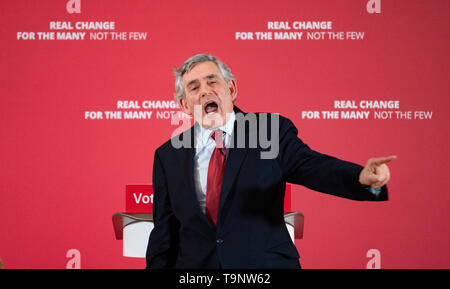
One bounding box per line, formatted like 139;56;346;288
209;81;216;85
191;87;198;91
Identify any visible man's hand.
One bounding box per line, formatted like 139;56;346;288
359;155;396;188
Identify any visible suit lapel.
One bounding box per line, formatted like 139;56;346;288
217;107;249;227
178;127;217;236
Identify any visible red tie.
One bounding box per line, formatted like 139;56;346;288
205;130;226;228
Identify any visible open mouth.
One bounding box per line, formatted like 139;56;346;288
204;101;218;114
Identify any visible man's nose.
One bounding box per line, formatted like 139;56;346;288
199;84;212;98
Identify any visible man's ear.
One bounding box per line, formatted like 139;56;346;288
229;79;238;103
178;97;192;116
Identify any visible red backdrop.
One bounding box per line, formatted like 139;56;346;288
0;0;448;268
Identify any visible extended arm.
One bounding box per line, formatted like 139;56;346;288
277;117;391;201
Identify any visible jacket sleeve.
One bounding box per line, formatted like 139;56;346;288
276;116;388;201
146;149;180;268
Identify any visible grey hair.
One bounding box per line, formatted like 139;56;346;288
173;54;235;101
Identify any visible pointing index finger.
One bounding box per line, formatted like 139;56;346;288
371;155;397;165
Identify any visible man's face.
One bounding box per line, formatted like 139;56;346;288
179;61;237;129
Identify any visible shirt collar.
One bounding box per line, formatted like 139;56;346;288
195;110;236;148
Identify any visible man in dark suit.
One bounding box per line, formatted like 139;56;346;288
146;54;395;269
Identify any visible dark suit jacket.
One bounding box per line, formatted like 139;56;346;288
146;106;387;269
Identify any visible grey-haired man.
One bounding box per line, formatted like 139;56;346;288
146;54;395;269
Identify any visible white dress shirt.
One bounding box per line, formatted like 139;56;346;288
193;111;236;214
